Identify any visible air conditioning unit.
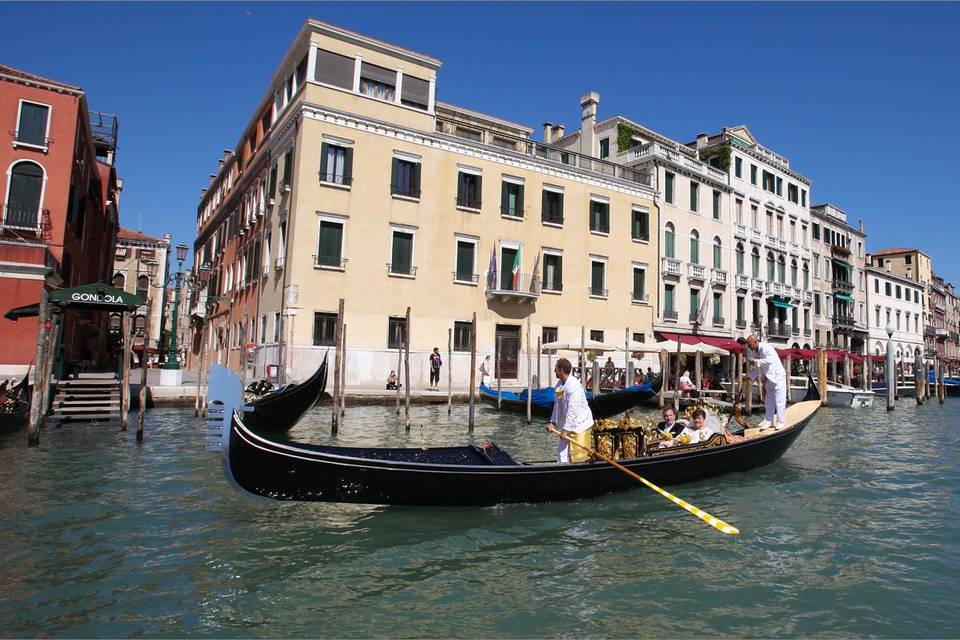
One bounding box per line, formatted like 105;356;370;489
275;256;285;269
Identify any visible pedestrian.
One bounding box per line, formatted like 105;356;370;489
429;347;442;391
546;358;595;463
480;355;493;386
740;334;787;430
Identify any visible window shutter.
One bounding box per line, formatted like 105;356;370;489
457;173;465;204
412;161;421;196
501;181;509;214
343;147;353;184
456;242;473;279
517;184;524;215
318;221;342;265
541;189;548;219
634;269;643;299
393;233;412;271
557;192;564;220
319;143;329;181
475;175;482;205
391;158;400;194
269;165;278;195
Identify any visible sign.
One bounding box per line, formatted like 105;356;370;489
71;292;125;304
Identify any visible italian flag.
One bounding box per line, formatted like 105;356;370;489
511;251;522;290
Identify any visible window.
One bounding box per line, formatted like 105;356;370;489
112;272;125;290
713;292;723;322
631;207;649;241
4;161;43;228
388;316;406;349
590;259;606;297
136;275;149;300
736;296;745;324
896;285;902;299
905;255;912;265
736;243;744;274
813;223;821;240
815;293;822;315
664;223;675;259
791;261;798;287
804;309;810;330
542;189;564;224
788;183;799;204
778;257;786;283
914;290;920;303
777;216;784;239
874;279;879;294
735;157;742;178
689;230;700;264
501;180;524;217
664;284;675;315
320;143;352;185
632;333;645;344
359;61;396;101
813;253;820;278
282;149;293;187
762;170;775;193
390;229;415;276
542;326;558;345
712;190;721;220
590;330;604;342
454;321;472;352
632;265;646;302
400;74;430;110
665;172;675;204
885;282;892;296
313;312;337;346
316;219;344;267
457;171;482;209
392;157;421;198
751;248;760;278
274;312;282;342
589;199;609;234
736;199;743;224
803;264;809;289
542;253;562;292
750;164;758;185
801;189;807;207
261;315;267;343
455;239;476;282
775;177;783;196
767;211;774;235
15;101;49;147
689;288;700;321
751;205;759;228
689;182;699;212
767;253;775;281
314;48;355;89
599;138;610;158
713;237;722;269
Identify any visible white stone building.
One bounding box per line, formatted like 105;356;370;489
865;264;925;368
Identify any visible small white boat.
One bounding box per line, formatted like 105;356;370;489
790;376;875;407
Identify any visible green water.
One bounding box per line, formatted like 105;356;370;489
0;399;958;638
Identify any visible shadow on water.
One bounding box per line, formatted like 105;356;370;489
0;399;958;637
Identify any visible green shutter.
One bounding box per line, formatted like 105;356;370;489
457;172;465;204
501;182;509;215
343;147;353;184
475;175;483;207
516;184;524;217
665;230;674;258
665;286;674;313
391;158;400;194
392;233;412;272
317;221;342;266
319;143;329;181
690;290;699;317
591;262;604;293
269;164;278;195
456;241;474;280
633;269;644;300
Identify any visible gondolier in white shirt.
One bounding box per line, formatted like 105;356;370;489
547;358;595;463
742;334;787;430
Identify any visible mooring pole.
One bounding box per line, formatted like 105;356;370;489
496;335;502;409
27;289;49;446
537;336;542;391
447;327;452;416
137;296;153;441
121;311;132;428
526;314;532;425
339;322;347;417
395;323;402;416
331;298;343;434
404;306;411;431
659;349;668;409
818;349;828;407
468;312;476;432
885;325;895;411
915;351;924;406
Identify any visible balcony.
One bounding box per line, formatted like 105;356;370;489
751;229;763;245
833;278;854;293
803;291;813;303
734;224;747;240
737;319;747;329
767;322;791;339
628;142;726;182
1;204;46;232
765;281;784;296
833;314;855;329
831;244;852;258
711;269;728;286
452;271;480;285
688;263;706;282
662;257;682;278
792;326;800;337
632;293;650;304
589;286;609;299
735;274;750;290
314;256;348;270
765;234;778;248
664;310;679;321
751;279;765;294
484;270;540;302
712;316;725;328
789;242;800;256
542;212;564;226
778;239;787;251
802;247;812;259
387;263;418;278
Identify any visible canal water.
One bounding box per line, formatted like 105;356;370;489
0;399;958;637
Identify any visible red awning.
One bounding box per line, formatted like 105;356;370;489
657;332;744;354
869;354;885;363
776;347;818;361
132;344;158;353
657;332;702;346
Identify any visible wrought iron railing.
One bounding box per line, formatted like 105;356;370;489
387;263;418;276
484;270;541;297
320;172;353;186
1;204;45;231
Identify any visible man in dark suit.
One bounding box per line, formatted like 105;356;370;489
656;406;686;436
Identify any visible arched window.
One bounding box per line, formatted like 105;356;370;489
766;252;775;281
752;248;760;278
778;256;786;283
664;223;675;259
4;161;44;229
133;314;146;335
690;230;700;264
803;263;810;289
137;275;149;300
713;236;722;270
791;260;798;287
736;243;745;275
112;272;125;290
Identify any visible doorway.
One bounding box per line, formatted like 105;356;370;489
495;324;520;378
500;246;518;291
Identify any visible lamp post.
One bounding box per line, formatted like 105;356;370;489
885;321;895;411
160;243;189;385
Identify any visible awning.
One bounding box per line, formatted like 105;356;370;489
832;258;853;270
49;282;144;311
4;303;40;322
771;299;795;309
657;332;739;355
835;293;854;302
775;347;818;361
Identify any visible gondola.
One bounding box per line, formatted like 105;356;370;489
478;374;662;419
0;371;31;434
217;375;820;505
238;353;328;432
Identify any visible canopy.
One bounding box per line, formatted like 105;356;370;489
775;347;818;361
49;282;144;310
542;339;617;352
614;339;651;352
771;299;795;309
641;339;729;356
832;258;853;270
835;293;854;302
3;303;40;322
658;332;741;355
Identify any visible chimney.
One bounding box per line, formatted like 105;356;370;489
223;149;233;161
859;218;865;233
543;122;553;144
552;124;565;140
217;159;224;170
580;91;599;157
696;133;708;150
209;173;216;185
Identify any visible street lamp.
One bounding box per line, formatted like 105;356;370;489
162;243;189;371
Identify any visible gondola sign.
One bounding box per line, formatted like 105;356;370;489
71;292;124;304
48;282;143;310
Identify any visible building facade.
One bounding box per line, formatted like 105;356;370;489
867;248;935;356
810;204;868;353
188;20;658;386
112;229;170;363
0;64;121;376
552;100;736;342
865;264;925;370
695;126;815;347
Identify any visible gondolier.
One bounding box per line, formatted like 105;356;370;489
547;358;594;463
742;334;787;430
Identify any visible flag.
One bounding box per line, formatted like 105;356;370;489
529;251;541;294
511;250;522;291
696;288;711;328
487;248;497;289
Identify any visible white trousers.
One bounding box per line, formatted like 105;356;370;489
764;377;787;424
556;439;571;463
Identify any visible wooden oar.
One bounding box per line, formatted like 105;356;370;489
731;374;750;430
547;426;740;536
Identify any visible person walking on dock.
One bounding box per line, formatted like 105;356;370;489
429;347;442;391
546;358;594;463
741;334;787;430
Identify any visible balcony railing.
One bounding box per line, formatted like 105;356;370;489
767;322;791;338
802;247;812;259
751;229;763;244
662;257;682;277
664;310;679;321
804;328;811;337
735;274;750;290
320;172;354;186
752;279;765;294
456;196;482;209
589;286;609;298
689;313;701;323
628;142;726;182
766;281;784;295
831;244;852;258
12;130;50;149
391;184;421;199
711;269;728;286
485;270;540;302
789;242;800;256
737;319;747;329
452;271;480;284
803;291;813;303
833;314;855;328
778;239;787;251
632;293;649;303
734;224;747;240
1;204;45;231
387;263;418;277
833;278;855;293
766;234;778;247
542;280;563;293
688;263;706;281
314;256;348;269
541;212;564;225
712;316;725;328
792;326;800;336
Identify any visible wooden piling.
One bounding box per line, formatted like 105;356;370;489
27;289;49;446
331;298;343;434
624;327;630;389
914;351;924;405
592;359;600;395
818;349;828;407
659;349;668;409
447;327;452;416
404;306;411;431
38;314;58;427
579;326;586;380
395;324;402;416
468;312;476;432
526;315;532;425
744;347;753;415
137;296;153;442
694;351;703;390
536;336;541;389
193;321;205;417
121;311;132;428
861;354;869;394
339;322;347;417
784;355;793;405
496;335;502;409
938;357;945;404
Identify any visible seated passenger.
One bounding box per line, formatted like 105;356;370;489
656;406;687;437
679;370;697;397
661;409;711;448
386;370;399;390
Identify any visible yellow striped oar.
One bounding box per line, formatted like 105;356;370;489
549;426;740;536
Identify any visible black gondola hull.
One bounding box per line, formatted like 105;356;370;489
241;355;328;432
0;404;29;434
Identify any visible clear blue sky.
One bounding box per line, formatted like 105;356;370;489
2;2;958;281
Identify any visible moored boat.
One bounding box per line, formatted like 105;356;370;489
789;376;875;407
478;375;662;419
0;371;31;434
217;376;820;505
